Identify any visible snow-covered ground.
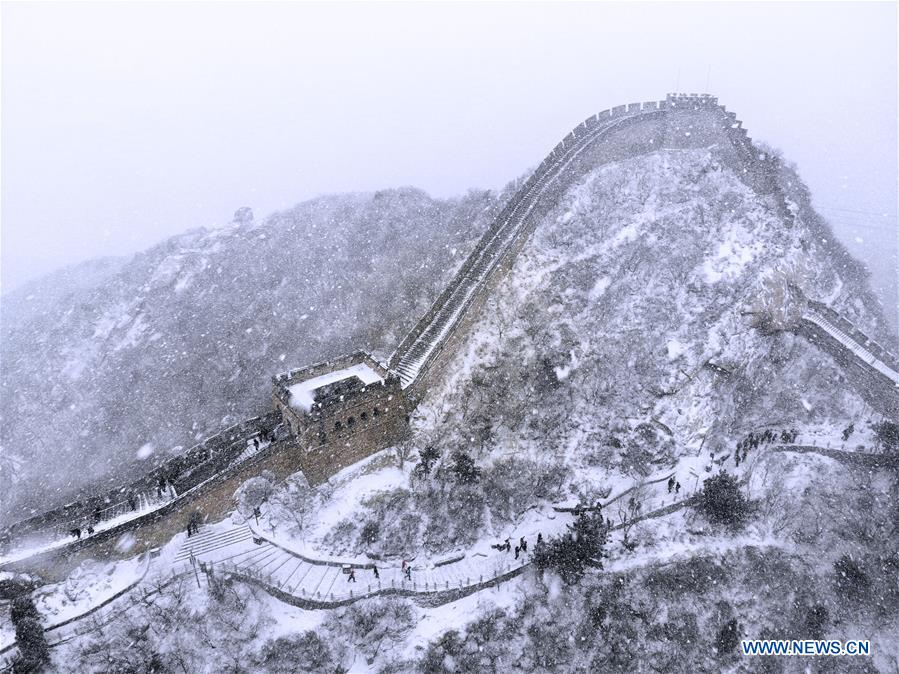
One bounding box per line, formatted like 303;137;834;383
32;555;147;627
7;134;896;673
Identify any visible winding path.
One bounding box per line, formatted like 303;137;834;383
164;469;693;610
771;443;898;469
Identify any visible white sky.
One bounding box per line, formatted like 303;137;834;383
1;1;896;323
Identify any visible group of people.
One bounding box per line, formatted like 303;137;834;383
347;531;544;586
185;512;204;537
345;564;382;583
68;480;170;542
68;525;94;540
734;428;799;466
155;476;174;499
667;477;682;494
344;561;406;583
493;535;532;560
68;505;107;540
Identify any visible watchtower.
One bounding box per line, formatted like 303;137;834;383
272;351;410;483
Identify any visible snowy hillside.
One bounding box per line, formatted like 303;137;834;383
5;147;897;674
248;148;891;564
162;146;896;672
0;188;499;521
420;148;891;465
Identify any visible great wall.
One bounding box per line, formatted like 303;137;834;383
1;93;897;589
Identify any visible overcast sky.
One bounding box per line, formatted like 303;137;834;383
2;1;896;324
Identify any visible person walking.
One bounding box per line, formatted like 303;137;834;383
372;565;380;580
675;481;681;494
536;532;543;547
667;477;675;493
514;546;520;560
520;537;527;553
347;567;356;583
405;566;412;581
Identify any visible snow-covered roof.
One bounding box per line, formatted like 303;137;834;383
287;363;383;412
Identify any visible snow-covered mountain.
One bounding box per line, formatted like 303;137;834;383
4;140;898;673
0;188;499;521
261;146;894;566
419;147;892;470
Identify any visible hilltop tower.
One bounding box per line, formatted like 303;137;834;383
272;352;411;484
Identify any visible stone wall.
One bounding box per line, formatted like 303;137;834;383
2;94;810;579
0;437;306;581
0;413;280;549
798;318;899;419
807;300;899;372
398;94;784;398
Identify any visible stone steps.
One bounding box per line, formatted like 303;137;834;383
174;525;253;562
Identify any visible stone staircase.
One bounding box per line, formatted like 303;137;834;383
173;523;255;564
